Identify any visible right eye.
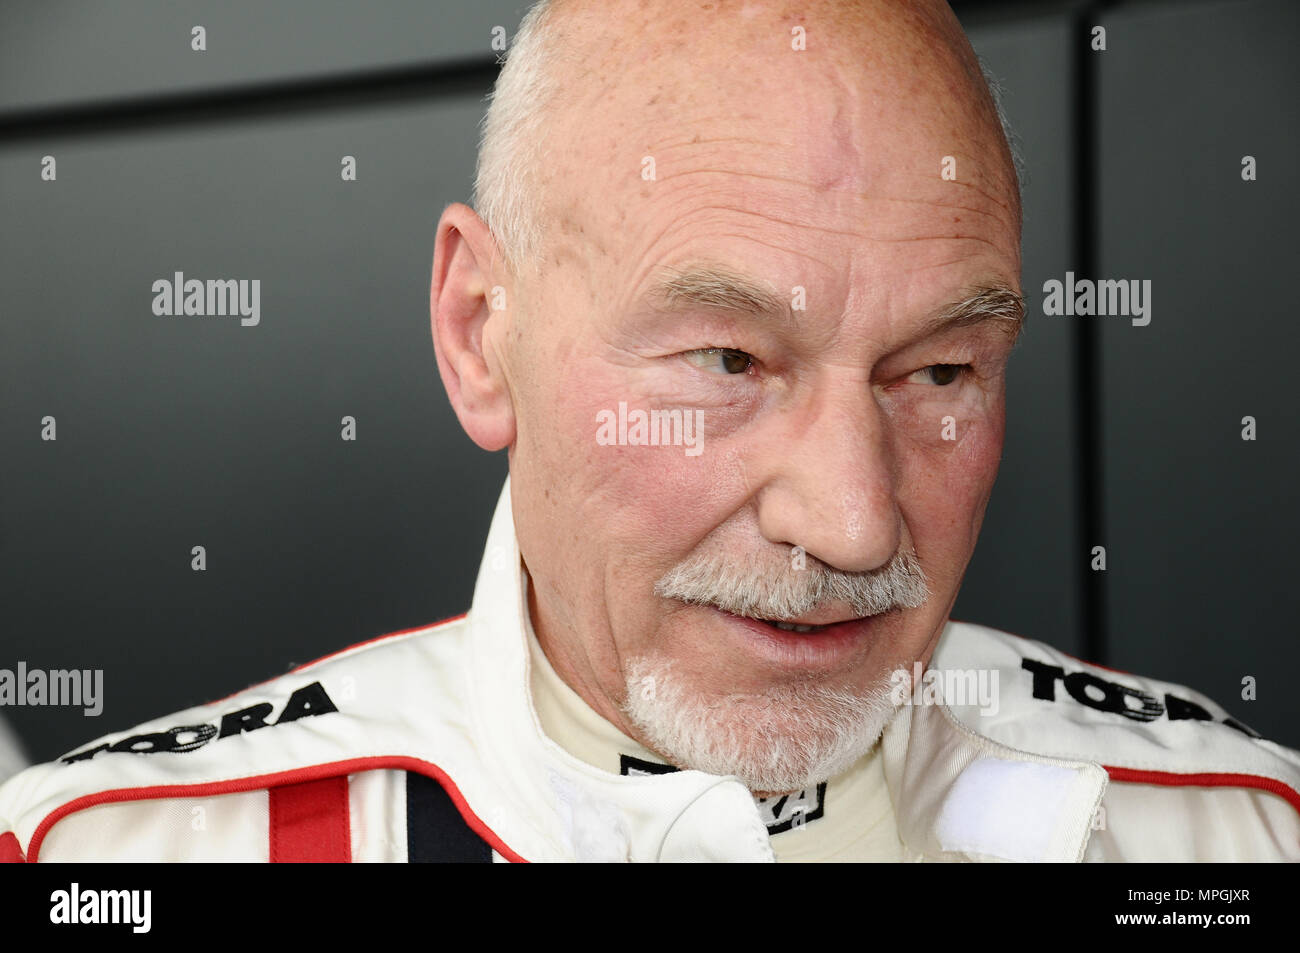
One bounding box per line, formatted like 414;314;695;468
682;347;755;375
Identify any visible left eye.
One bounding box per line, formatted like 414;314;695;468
683;347;755;375
911;364;969;386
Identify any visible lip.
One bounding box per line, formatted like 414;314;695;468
704;605;889;671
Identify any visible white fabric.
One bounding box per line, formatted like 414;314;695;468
936;758;1095;862
349;770;407;863
38;791;269;862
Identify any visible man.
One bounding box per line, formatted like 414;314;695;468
2;0;1297;862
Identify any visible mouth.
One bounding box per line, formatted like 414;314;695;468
698;606;897;671
756;619;832;634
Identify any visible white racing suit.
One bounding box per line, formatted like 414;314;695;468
2;479;1298;862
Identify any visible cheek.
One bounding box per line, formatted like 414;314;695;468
528;357;737;571
893;389;1005;566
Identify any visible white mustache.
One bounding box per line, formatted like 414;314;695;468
654;547;930;621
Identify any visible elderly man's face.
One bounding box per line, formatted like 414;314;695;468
437;2;1022;793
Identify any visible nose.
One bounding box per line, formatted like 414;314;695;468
754;382;902;573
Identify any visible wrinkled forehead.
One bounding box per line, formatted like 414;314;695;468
532;0;1020;315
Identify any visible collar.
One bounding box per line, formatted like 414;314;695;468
463;476;773;862
463;477;1106;862
880;698;1107;862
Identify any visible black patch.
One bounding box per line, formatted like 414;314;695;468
619;754;827;835
405;771;492;863
619;753;677;777
758;782;828;835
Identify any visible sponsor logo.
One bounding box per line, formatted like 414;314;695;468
60;681;337;763
1020;659;1260;737
619;753;826;833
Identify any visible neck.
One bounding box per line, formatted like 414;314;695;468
524;563;667;759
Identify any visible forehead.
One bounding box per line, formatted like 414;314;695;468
535;4;1020;325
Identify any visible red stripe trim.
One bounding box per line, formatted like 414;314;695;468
0;831;25;863
24;756;526;864
1104;765;1300;816
207;614;468;705
269;776;351;863
287;614;468;675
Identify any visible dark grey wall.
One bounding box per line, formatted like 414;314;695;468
1094;0;1299;730
2;0;1295;765
956;0;1299;747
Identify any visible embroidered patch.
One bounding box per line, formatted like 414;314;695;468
1020;658;1261;737
619;754;827;834
60;681;339;763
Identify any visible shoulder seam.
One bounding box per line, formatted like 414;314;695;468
206;612;468;706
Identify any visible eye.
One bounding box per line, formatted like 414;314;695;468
683;347;755;375
910;363;970;386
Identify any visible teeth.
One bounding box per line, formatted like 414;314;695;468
768;620;827;633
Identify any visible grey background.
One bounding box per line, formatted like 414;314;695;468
1;0;1295;764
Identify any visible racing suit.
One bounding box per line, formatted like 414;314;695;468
2;478;1298;862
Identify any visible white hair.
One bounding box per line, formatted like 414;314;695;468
624;656;901;794
472;1;1024;275
472;0;560;278
654;546;930;621
628;544;927;792
978;56;1027;193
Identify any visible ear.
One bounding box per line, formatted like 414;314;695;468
430;203;516;452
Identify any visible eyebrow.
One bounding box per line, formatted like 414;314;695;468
645;264;789;319
919;285;1026;342
644;263;1025;340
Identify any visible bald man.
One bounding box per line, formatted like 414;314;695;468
3;0;1298;863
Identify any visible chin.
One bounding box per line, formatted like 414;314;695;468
621;655;901;794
